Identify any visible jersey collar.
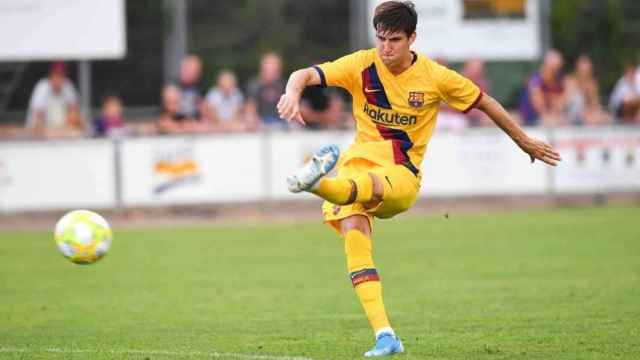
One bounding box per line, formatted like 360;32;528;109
375;50;419;80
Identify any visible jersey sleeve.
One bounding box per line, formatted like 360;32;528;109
435;65;483;113
62;81;78;105
28;80;48;111
314;51;365;94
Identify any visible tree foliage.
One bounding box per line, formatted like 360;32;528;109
551;0;640;93
189;0;350;89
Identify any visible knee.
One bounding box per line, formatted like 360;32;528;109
368;173;384;202
340;215;371;237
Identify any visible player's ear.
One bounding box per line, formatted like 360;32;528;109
408;32;417;46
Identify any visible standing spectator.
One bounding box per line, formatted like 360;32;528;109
564;55;611;126
519;50;566;127
173;54;206;120
205;70;250;132
246;52;287;129
609;61;640;124
462;58;493;127
26;61;84;138
94;95;127;138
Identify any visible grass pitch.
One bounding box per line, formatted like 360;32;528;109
1;205;639;360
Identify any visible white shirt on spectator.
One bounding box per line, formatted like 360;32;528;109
205;87;243;122
609;73;640;116
26;79;78;129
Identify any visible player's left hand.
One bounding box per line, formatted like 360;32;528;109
277;93;306;125
518;137;562;166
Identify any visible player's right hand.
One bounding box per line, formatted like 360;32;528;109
277;93;305;125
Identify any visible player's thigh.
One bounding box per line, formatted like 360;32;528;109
322;200;374;236
371;165;421;218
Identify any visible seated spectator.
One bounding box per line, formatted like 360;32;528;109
94;95;127;138
564;55;611;126
26;61;85;138
246;52;287;130
157;85;207;134
609;61;640;124
519;49;566;127
172;54;206;120
205;70;251;132
462;58;493;127
300;87;346;130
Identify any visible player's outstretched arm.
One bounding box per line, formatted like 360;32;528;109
477;94;562;166
277;67;322;125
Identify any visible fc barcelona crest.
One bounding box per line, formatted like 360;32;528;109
408;92;424;108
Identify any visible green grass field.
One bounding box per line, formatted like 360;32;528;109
1;205;639;360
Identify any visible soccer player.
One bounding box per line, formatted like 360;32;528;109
277;1;561;357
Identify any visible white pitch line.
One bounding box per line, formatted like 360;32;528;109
0;347;315;360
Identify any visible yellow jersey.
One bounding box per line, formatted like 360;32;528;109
315;48;482;175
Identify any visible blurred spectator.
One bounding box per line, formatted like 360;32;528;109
300;87;346;130
172;54;206;120
94;95;127;138
205;70;251;132
246;52;286;130
609;61;640;124
519;49;566;127
564;55;611;126
26;61;84;138
157;85;208;134
462;58;493;127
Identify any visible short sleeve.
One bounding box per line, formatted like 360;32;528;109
246;79;260;101
527;75;543;90
28;80;48;111
236;91;244;105
315;51;365;93
436;66;482;113
62;80;78;105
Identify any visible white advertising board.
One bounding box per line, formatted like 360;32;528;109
1;127;638;213
0;140;115;211
422;128;549;196
120;136;263;206
553;127;640;193
0;0;126;60
368;0;542;61
267;128;549;199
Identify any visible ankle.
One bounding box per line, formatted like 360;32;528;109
375;327;395;339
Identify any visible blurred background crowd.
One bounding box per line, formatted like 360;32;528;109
0;0;639;140
6;49;640;141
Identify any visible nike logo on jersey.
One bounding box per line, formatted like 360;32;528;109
364;87;383;93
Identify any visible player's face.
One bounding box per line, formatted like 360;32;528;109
376;30;416;68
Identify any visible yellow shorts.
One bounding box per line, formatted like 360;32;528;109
322;158;421;235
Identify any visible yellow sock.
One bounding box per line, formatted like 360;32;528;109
344;229;391;334
313;174;373;205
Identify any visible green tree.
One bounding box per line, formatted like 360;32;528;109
552;0;640;94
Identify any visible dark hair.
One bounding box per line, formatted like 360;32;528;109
373;1;417;37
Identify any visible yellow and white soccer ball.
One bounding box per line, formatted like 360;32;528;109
54;210;112;264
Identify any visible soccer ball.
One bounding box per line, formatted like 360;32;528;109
54;210;112;264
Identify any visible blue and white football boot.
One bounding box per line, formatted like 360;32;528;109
287;144;340;193
364;332;405;357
